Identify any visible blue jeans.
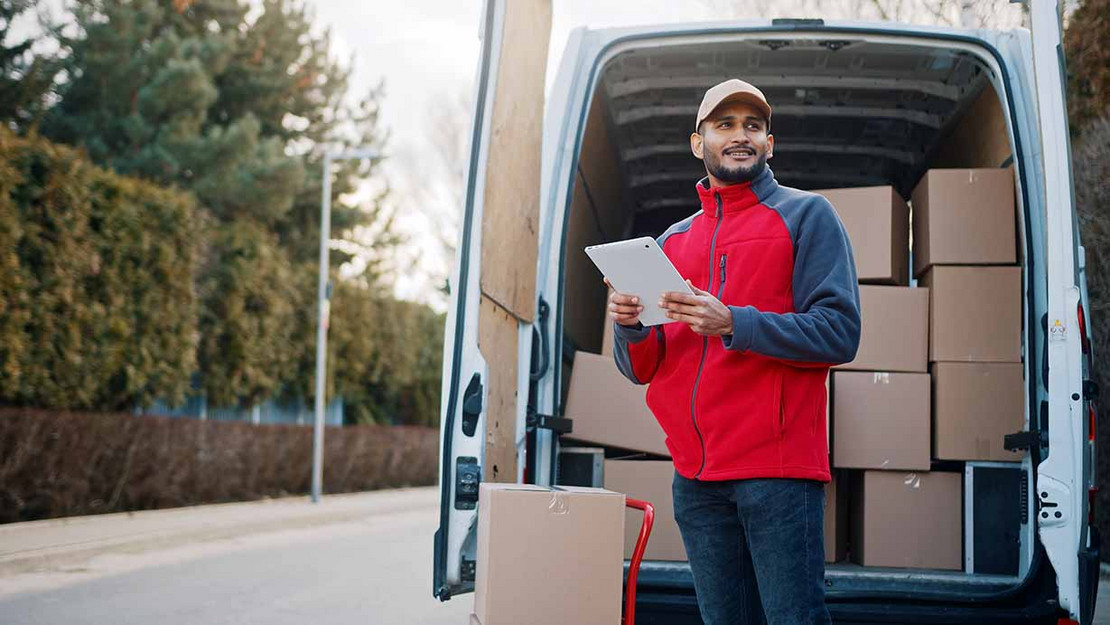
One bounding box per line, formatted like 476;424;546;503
672;473;831;625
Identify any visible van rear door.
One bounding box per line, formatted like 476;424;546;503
432;0;552;602
1029;0;1094;622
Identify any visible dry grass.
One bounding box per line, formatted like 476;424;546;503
0;408;438;523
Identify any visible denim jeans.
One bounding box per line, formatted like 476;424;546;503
672;472;831;625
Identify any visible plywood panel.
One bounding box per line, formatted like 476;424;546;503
479;294;520;483
933;85;1012;169
479;0;551;323
563;92;625;354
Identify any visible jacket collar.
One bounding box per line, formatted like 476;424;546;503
695;166;778;217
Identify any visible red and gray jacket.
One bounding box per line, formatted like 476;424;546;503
612;167;861;483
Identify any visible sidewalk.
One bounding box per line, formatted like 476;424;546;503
0;487;440;582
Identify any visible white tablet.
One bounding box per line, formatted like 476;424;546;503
585;236;693;327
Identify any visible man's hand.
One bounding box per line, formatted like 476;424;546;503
660;280;733;336
604;278;643;326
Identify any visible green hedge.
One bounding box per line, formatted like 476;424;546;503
0;129;198;410
0;408;438;523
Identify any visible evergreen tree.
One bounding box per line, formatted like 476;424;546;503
44;0;395;408
0;0;59;130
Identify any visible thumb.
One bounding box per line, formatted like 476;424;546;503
686;279;709;296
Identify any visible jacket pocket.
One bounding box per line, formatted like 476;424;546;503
771;367;785;440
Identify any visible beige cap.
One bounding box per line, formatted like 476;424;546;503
695;79;772;131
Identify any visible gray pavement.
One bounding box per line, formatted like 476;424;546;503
0;488;473;624
2;487;1109;624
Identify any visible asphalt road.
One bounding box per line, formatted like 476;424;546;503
2;487;1109;625
0;489;473;625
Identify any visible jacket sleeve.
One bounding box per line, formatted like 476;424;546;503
721;196;861;366
612;322;665;384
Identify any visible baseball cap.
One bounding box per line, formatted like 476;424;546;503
695;79;772;131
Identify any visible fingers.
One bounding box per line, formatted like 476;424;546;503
660;291;701;306
686;279;710;296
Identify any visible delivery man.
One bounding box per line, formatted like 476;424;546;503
607;79;861;625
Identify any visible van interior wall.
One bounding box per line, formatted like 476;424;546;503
563;91;625;377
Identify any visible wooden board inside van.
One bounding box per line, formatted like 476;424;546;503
477;0;551;483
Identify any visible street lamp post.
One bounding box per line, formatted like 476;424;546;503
312;148;378;504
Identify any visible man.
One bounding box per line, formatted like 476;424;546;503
607;79;861;625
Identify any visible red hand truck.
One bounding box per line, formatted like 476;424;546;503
623;498;656;625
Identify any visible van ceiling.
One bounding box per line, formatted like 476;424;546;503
595;38;994;235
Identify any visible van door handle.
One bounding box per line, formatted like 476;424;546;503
461;374;482;437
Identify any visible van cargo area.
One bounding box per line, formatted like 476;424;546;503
556;35;1037;602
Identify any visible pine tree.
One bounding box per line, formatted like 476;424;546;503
43;0;396;408
0;0;59;130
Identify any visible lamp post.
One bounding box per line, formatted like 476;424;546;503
312;147;378;504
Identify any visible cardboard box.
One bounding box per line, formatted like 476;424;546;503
920;266;1022;363
825;471;849;563
851;471;963;570
603;460;686;562
601;317;615;356
832;371;930;471
564;352;670;457
934;362;1026;462
835;286;929;373
814;186;909;285
911;168;1016;277
474;483;625;625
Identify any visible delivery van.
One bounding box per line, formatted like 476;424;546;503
433;1;1100;623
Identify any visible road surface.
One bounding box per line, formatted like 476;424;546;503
0;488;472;624
1;487;1108;624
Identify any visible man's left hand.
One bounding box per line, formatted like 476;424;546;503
659;280;733;336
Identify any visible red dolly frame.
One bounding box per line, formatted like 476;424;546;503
624;498;655;625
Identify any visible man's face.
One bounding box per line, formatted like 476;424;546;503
690;100;774;186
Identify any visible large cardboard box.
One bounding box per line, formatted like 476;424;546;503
934;362;1026;462
564;352;670;457
814;186;909;285
832;371;930;471
603;460;686;561
921;266;1022;363
835;286;929;373
825;471;849;563
851;471;963;570
911;168;1016;277
474;483;625;625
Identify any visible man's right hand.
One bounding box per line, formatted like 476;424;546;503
604;278;644;326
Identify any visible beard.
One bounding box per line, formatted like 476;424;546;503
703;149;768;184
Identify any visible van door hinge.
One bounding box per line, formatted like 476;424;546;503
1005;430;1043;451
461;374;482;437
526;411;573;435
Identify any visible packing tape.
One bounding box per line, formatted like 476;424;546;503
903;473;922;489
549;491;570;515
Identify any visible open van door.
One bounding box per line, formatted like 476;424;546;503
432;0;552;602
1029;0;1097;622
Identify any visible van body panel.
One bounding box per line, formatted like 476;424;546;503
1029;0;1089;621
433;0;550;601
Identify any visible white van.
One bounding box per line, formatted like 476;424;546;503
433;1;1100;623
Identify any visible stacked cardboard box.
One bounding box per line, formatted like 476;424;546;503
913;168;1025;465
603;460;686;561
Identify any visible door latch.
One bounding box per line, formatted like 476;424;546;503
454;456;480;510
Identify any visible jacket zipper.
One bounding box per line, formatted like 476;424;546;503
690;194;723;478
717;254;728;298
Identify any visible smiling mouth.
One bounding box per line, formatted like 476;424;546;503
723;147;757;160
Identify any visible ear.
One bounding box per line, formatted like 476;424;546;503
766;133;774;160
690;132;704;161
